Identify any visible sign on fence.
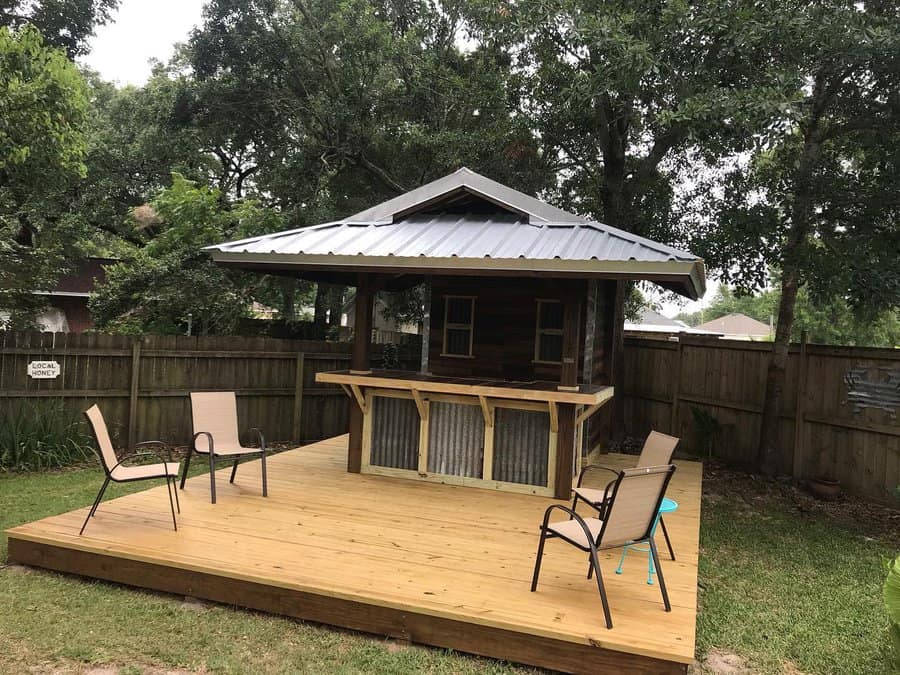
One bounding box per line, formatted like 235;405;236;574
27;360;61;379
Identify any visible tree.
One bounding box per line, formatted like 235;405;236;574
466;0;792;438
0;0;119;58
0;25;89;328
689;2;900;472
89;174;283;335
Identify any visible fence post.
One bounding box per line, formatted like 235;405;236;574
670;339;684;436
128;338;141;449
292;352;306;444
791;330;809;479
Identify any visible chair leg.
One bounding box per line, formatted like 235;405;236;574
165;476;178;531
589;546;613;629
649;539;671;612
530;530;548;592
659;515;676;560
171;476;180;513
260;448;268;497
208;453;217;504
180;446;193;490
79;477;110;535
570;492;580;518
229;459;239;484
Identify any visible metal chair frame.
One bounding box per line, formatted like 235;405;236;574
531;465;676;629
80;437;180;536
180;428;267;504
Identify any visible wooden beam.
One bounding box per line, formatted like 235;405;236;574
548;401;559;433
291;352;306;444
411;389;429;421
349;384;367;414
348;273;374;473
575;389;615;425
478;395;494;428
555;285;582;498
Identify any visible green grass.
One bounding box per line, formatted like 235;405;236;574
1;464;897;674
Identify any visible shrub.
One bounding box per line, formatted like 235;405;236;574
0;399;95;471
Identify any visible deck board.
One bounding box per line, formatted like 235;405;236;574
7;435;701;673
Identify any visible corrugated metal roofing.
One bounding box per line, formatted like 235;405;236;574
210;213;696;263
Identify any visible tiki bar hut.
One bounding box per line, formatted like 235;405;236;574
205;168;705;500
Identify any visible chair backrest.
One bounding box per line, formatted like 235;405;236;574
190;391;241;452
637;431;679;467
598;464;676;549
84;404;119;473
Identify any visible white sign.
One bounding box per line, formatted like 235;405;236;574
27;360;61;379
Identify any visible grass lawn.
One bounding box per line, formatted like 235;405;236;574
1;462;897;674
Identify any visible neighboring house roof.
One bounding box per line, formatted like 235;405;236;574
625;308;722;336
695;313;772;337
31;257;113;298
206;168;706;299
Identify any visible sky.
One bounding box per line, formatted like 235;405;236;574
77;0;718;317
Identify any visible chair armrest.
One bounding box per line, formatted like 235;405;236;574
576;464;619;488
244;427;266;451
109;451;177;473
134;440;172;462
539;504;599;548
192;431;214;454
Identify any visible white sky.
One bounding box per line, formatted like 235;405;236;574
79;0;205;85
77;0;719;317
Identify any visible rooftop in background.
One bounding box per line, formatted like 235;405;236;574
625;308;723;337
695;312;772;340
206;168;706;299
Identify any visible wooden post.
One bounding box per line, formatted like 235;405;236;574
348;274;374;473
128;339;141;449
670;339;684;436
555;288;581;500
420;276;431;373
291;352;305;445
791;330;809;479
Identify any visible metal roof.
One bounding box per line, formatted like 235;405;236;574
206;168;706;299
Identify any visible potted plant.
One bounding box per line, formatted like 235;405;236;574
808;474;841;500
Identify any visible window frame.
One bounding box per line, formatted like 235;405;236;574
533;299;564;365
441;295;476;358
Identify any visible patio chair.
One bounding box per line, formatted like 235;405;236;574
81;405;180;535
181;391;267;504
531;464;676;629
572;430;679;560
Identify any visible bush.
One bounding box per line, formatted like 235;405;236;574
0;399;95;471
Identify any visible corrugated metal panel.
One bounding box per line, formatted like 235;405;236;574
370;396;419;470
492;408;550;486
208;215;696;264
427;401;484;478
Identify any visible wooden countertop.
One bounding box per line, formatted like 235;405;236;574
316;369;614;406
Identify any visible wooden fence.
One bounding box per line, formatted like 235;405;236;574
622;335;900;504
0;331;416;450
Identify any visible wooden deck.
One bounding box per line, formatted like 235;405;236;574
7;435;701;674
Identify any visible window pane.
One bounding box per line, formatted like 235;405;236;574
539;333;563;362
446;297;473;324
539;301;563;330
446;328;471;355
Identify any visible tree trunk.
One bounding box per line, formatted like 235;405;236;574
757;267;801;474
313;283;329;328
280;278;295;321
327;286;343;328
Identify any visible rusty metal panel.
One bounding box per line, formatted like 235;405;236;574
492;407;549;486
370;396;419;470
427;401;483;478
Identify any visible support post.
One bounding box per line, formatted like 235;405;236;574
348;274;374;473
420;276;431;373
670;339;684;436
291;352;305;444
555;288;581;499
128;339;141;449
791;330;809;479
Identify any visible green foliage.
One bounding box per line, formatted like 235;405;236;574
0;399;94;471
0;24;89;328
678;285;900;347
0;0;120;58
89;174;283;335
886;555;900;672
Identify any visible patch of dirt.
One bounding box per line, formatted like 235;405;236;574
695;649;753;674
179;596;211;612
702;462;900;548
4;564;34;575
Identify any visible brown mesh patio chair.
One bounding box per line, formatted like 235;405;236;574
572;430;679;560
81;405;180;535
180;391;267;504
531;464;676;629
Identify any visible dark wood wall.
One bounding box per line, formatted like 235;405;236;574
427;276;615;387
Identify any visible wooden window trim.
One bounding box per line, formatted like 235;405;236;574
533;299;563;365
441;295;476;358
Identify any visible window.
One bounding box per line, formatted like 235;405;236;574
442;296;475;357
534;300;563;363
